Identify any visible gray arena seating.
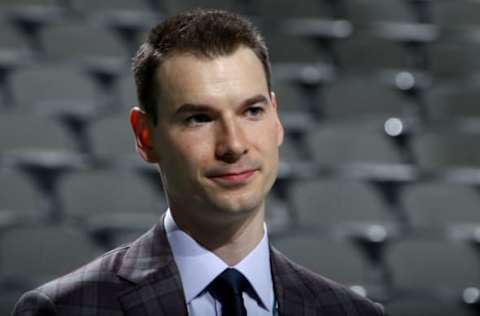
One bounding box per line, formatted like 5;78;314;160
348;0;416;24
1;1;480;315
0;20;32;109
59;168;165;218
403;181;480;231
426;81;480;120
165;0;239;15
69;0;154;15
89;114;136;160
0;225;103;287
258;0;336;19
337;32;405;70
289;177;393;229
272;233;366;287
432;1;480;29
306;121;403;165
0;113;74;153
116;71;139;114
9;64;105;153
387;238;479;291
431;40;480;79
40;21;129;66
57;168;166;248
0;168;42;224
265;194;291;236
324;74;410;119
385;296;478;316
412;130;480;169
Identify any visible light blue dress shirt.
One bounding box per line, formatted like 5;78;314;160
164;209;276;316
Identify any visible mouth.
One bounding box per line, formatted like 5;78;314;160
208;169;257;187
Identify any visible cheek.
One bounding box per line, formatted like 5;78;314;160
253;122;281;151
164;136;212;172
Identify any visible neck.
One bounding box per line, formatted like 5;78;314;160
170;205;265;266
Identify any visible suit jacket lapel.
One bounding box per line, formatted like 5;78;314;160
116;215;188;316
115;218;332;316
270;246;319;316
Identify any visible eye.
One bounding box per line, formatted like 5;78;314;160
185;114;212;125
245;106;265;118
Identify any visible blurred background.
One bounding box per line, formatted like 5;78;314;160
1;0;480;315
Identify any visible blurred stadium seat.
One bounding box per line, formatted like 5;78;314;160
10;64;100;111
386;238;479;292
1;1;480;314
69;0;154;14
64;0;160;56
0;113;88;219
257;0;337;19
0;113;74;153
324;74;410;120
0;168;43;224
347;0;415;24
432;0;480;29
58;168;166;247
431;40;480;79
306;121;403;165
265;194;292;236
116;71;138;114
164;0;239;15
272;233;366;287
279;132;310;164
88;114;136;161
426;81;480;121
289;177;394;229
385;295;478;316
337;32;405;71
265;28;320;63
274;62;335;119
0;224;103;288
403;181;480;231
9;64;108;153
412;130;480;169
40;21;129;65
0;19;33;109
40;20;130;94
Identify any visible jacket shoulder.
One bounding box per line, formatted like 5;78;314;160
13;244;131;315
272;248;385;316
13;290;56;316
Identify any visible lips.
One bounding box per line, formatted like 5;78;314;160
208;169;257;186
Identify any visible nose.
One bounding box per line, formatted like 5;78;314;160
215;117;248;163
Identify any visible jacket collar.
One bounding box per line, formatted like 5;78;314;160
270;246;320;316
116;215;188;316
114;215;328;316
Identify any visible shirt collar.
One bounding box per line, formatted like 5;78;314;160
164;209;274;311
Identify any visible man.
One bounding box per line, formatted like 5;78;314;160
13;8;384;316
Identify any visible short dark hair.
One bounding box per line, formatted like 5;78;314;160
132;8;271;125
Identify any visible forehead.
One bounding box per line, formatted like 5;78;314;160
154;47;269;111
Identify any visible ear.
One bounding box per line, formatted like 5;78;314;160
129;107;160;163
270;92;284;146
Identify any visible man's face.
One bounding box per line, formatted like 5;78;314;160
148;46;283;222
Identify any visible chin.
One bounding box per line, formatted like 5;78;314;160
210;193;265;217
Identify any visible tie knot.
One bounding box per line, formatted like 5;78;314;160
209;268;249;297
208;268;250;316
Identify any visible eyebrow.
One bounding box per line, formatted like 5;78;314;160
173;94;269;116
243;94;269;107
174;103;211;116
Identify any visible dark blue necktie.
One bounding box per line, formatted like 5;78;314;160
208;268;249;316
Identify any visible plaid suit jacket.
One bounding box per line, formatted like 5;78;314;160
13;219;384;316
